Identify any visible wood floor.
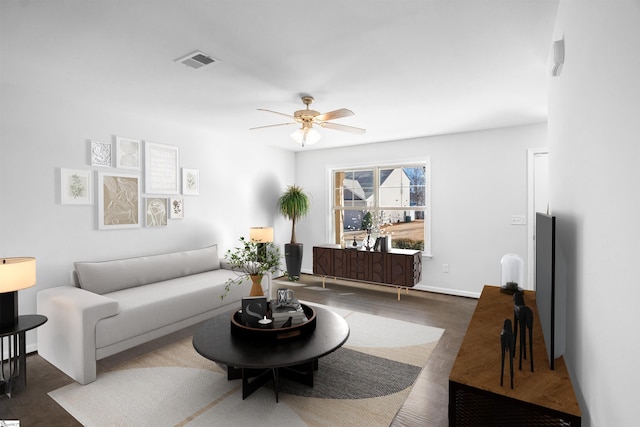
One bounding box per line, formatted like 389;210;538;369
0;274;477;427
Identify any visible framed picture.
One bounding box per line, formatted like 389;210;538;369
61;168;93;205
115;136;141;170
90;140;112;167
169;198;184;219
145;197;168;227
241;296;268;327
182;168;200;195
144;141;179;194
98;172;140;229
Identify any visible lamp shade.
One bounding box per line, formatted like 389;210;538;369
0;257;36;293
250;227;274;243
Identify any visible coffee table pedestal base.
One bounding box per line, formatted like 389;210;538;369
227;359;319;402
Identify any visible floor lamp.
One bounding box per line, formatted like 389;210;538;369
0;258;36;330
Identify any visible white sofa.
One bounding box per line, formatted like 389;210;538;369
37;245;249;385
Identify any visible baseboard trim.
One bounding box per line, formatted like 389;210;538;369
412;285;480;299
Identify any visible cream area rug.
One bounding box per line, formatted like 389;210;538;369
49;303;444;427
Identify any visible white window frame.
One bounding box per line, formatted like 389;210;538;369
328;159;432;256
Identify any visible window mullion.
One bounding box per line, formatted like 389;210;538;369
373;167;379;220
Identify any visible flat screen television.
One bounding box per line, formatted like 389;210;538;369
535;212;565;370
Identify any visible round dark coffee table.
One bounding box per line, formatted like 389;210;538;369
193;305;349;401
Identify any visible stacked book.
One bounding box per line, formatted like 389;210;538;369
271;302;307;328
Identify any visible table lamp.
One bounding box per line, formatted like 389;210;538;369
249;227;274;244
250;226;273;260
249;227;274;300
0;257;36;329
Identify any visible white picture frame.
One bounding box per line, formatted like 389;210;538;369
90;140;112;167
144;141;180;194
61;168;93;205
115;136;141;170
98;172;141;230
182;168;200;195
169;198;184;219
145;197;168;227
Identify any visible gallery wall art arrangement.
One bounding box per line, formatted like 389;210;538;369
60;136;197;230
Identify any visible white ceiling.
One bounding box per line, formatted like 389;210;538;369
1;0;559;151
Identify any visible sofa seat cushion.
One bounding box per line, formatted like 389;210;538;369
95;269;248;349
75;245;220;295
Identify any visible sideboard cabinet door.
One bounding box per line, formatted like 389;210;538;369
312;246;333;276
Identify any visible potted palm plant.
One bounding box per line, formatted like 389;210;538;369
278;185;311;280
221;237;280;299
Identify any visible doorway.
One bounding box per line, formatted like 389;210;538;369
527;149;549;290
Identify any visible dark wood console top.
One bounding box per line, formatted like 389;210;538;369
314;243;421;256
449;285;581;418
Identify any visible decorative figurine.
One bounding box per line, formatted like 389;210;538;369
513;292;534;372
363;228;374;251
500;318;515;389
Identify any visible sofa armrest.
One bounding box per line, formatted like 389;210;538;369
37;286;119;385
220;258;233;270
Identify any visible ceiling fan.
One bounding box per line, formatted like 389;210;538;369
250;96;366;147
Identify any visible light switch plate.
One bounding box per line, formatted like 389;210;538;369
511;215;526;225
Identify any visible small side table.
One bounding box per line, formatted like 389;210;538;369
0;314;47;397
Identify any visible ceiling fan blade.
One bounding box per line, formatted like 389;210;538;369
249;122;296;130
315;108;354;122
257;108;296;120
320;122;366;134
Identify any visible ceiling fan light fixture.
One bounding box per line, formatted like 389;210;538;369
253;95;364;146
290;127;321;147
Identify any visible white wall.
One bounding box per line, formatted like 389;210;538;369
549;1;640;425
295;123;547;297
0;83;296;353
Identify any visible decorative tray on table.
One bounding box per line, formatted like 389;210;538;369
230;303;316;341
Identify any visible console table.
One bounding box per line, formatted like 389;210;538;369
312;245;422;300
449;285;581;426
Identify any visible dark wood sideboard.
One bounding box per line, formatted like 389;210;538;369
312;245;422;299
449;285;581;426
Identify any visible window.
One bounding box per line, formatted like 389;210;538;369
332;162;430;254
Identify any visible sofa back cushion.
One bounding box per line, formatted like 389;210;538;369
75;245;220;294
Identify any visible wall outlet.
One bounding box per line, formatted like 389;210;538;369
443;264;449;273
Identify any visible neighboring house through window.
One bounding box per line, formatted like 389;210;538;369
331;161;431;255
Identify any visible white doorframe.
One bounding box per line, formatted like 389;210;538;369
527;148;549;290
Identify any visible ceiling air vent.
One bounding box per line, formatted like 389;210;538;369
175;51;218;69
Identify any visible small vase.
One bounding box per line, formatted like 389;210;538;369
249;274;264;297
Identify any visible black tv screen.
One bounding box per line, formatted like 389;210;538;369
536;212;557;370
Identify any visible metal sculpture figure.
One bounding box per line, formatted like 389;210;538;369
500;318;515;389
513;292;534;372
